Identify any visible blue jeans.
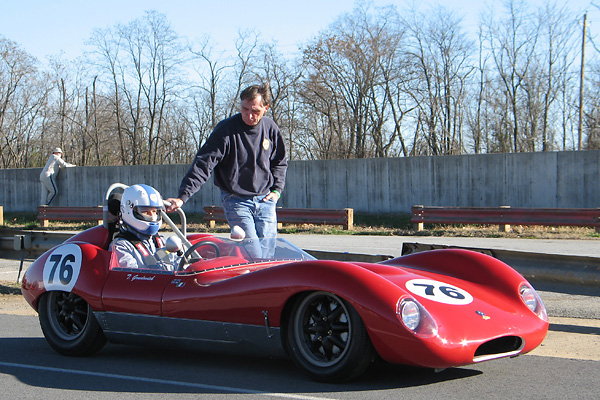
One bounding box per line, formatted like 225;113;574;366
221;191;278;258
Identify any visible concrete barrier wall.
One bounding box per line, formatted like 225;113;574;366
1;150;598;214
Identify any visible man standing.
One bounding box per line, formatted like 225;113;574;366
166;84;287;257
39;147;76;205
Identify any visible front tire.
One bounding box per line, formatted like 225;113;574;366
38;291;106;356
286;291;375;382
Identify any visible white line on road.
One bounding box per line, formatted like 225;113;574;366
0;361;338;400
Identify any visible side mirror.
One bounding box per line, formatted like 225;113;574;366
230;225;246;241
165;235;183;253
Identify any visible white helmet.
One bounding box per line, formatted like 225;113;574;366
120;184;164;236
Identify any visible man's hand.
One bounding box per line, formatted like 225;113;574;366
165;198;184;212
263;191;280;202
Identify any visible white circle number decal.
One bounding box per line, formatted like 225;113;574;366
43;244;82;292
406;279;473;305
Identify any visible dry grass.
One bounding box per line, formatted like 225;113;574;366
411;224;600;240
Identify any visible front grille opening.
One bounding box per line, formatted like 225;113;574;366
474;336;523;361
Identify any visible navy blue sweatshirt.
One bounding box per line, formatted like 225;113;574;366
178;114;288;202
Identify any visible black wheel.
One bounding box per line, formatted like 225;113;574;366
286;291;375;382
38;291;106;356
178;240;221;270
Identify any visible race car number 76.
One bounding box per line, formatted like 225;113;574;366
43;244;82;292
406;278;473;305
47;254;76;285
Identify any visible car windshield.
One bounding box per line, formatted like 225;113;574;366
217;236;316;262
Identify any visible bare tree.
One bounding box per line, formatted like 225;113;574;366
584;60;600;149
378;22;414;157
189;36;229;134
0;37;48;168
45;56;93;165
466;25;491;154
299;3;406;159
226;30;259;117
404;5;474;156
537;3;578;151
483;0;541;152
87;11;184;165
87;26;129;164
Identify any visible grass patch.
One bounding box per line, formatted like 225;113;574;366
2;212;39;230
354;213;413;229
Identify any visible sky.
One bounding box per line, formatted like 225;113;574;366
0;0;598;64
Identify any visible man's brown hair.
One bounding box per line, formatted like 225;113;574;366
240;83;272;106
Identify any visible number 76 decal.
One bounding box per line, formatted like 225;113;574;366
406;279;473;305
43;244;82;292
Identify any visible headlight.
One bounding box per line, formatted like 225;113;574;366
400;299;421;331
396;297;438;337
520;286;537;311
520;284;548;321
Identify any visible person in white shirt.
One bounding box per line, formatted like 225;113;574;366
39;147;76;205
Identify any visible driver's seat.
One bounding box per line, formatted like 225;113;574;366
106;192;122;242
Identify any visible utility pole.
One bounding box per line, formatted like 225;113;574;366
578;13;587;150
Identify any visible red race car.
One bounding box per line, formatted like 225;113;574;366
21;184;549;382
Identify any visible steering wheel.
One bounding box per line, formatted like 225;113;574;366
178;240;221;271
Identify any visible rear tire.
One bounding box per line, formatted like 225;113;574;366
38;291;106;356
286;291;375;382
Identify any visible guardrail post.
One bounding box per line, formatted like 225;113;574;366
38;205;49;227
344;208;354;230
412;205;424;231
0;205;3;225
499;205;511;232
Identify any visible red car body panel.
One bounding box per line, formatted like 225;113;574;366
21;225;549;371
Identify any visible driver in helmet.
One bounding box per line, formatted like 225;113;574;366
110;184;179;270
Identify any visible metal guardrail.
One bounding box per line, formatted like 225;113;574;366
203;206;354;230
37;205;103;227
411;205;600;232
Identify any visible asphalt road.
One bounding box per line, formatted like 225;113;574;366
0;313;598;400
1;233;599;399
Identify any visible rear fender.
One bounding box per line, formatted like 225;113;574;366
22;242;111;311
